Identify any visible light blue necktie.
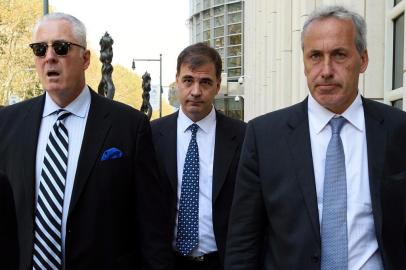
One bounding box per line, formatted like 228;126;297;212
176;123;199;256
321;117;348;270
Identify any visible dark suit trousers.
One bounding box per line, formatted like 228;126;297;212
174;252;221;270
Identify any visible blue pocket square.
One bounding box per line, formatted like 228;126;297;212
101;147;123;161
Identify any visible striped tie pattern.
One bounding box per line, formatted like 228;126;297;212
176;123;199;256
321;117;348;270
33;109;71;270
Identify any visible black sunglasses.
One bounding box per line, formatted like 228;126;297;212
29;40;85;57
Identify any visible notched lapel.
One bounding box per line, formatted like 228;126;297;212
286;100;320;243
68;93;111;215
157;114;178;192
212;115;238;202
21;96;45;217
363;99;386;243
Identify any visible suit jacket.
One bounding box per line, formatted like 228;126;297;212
0;89;173;270
151;110;246;267
224;97;406;270
0;171;18;270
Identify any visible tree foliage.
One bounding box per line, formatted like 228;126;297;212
0;0;174;119
0;0;43;105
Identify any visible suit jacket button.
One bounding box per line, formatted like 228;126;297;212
311;254;320;263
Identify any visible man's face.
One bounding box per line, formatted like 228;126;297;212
33;19;90;107
176;62;220;122
303;17;368;114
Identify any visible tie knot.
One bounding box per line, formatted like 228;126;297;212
329;117;346;134
189;123;199;135
56;109;71;122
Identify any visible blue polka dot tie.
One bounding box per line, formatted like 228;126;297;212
176;123;199;256
321;117;348;270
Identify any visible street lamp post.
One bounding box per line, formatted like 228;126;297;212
43;0;49;15
132;54;163;118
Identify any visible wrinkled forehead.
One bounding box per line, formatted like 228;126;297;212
33;19;75;43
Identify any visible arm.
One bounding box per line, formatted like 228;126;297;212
134;115;174;270
0;172;18;270
224;122;267;270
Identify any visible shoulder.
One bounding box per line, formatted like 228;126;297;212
216;111;247;134
248;101;305;130
90;91;146;122
363;98;406;128
150;112;178;130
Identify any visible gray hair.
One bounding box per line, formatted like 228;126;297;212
301;5;367;54
33;12;87;48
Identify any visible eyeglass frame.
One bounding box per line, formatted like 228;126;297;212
29;40;86;57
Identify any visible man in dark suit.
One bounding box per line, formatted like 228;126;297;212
0;13;173;270
0;171;18;269
225;5;406;270
151;43;246;270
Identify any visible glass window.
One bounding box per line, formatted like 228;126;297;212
202;40;211;46
196;33;202;42
215;16;224;26
228;12;242;24
227;56;242;67
395;0;402;7
227;0;237;2
228;67;242;77
228;45;242;56
392;99;403;109
214;27;224;37
214;0;224;5
203;19;211;30
229;34;241;45
393;13;404;90
203;0;211;9
214;5;225;16
196;22;201;33
215;37;224;48
228;2;242;12
203;10;211;19
228;23;242;34
214;97;244;121
216;48;224;57
203;30;211;40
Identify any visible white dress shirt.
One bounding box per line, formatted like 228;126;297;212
308;93;383;269
35;86;90;258
175;107;218;256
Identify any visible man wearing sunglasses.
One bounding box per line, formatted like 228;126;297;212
0;12;173;270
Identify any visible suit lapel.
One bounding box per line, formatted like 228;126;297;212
68;91;111;215
212;112;238;202
286;99;320;242
362;98;386;245
21;95;45;217
157;113;178;192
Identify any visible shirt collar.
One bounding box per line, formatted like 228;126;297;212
178;106;216;134
42;85;91;118
308;91;364;134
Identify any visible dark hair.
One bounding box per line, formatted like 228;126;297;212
176;42;222;80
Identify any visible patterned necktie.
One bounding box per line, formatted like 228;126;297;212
176;123;200;256
33;109;71;270
321;117;348;270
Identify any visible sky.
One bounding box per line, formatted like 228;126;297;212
51;0;190;87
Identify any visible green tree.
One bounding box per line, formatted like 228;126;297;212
0;0;43;105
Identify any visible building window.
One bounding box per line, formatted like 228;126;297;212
393;12;404;90
214;0;224;5
214;96;244;120
214;5;225;15
392;99;403;109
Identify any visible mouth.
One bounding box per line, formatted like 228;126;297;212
315;83;339;91
46;70;60;78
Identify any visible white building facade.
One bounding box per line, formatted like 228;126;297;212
243;0;406;121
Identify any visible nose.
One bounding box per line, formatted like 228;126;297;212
190;82;201;97
44;45;58;63
321;57;333;79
